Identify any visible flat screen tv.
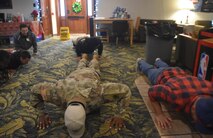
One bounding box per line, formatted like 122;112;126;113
0;0;13;9
193;0;213;12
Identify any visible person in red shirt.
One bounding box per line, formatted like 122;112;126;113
136;58;213;134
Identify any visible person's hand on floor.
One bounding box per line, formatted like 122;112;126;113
37;113;52;129
109;116;125;130
8;69;16;79
32;52;37;57
76;56;81;61
155;113;172;129
40;86;49;101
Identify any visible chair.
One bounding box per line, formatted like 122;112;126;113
112;20;129;45
134;16;145;42
135;16;141;33
96;28;109;43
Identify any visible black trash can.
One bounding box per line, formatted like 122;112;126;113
145;22;177;64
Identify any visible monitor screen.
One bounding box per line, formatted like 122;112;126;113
0;13;5;22
193;0;213;12
0;0;12;9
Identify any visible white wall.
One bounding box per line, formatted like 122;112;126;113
1;0;212;25
0;0;35;21
97;0;163;20
162;0;213;24
96;0;213;25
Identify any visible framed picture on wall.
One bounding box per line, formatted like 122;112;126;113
0;0;12;9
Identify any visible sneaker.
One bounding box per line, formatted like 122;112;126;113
154;58;161;68
155;58;161;62
93;54;99;60
82;53;88;60
93;50;98;55
136;58;143;73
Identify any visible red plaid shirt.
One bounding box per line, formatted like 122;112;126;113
148;68;213;115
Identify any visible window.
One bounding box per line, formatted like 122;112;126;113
60;0;65;16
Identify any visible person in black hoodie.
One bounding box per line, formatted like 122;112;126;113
73;37;103;60
8;50;31;71
0;50;10;85
13;23;37;54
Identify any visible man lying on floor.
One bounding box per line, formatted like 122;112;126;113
136;58;213;134
0;50;31;85
0;50;10;85
31;53;131;137
72;36;103;60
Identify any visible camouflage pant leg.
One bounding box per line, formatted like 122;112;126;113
77;58;88;69
88;59;100;74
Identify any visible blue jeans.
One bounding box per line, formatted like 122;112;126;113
138;59;169;85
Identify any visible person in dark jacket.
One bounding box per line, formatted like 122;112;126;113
8;50;31;71
73;37;103;60
0;50;10;85
13;23;37;54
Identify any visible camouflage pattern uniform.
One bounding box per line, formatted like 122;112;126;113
31;58;131;118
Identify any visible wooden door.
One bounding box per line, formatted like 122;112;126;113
40;0;53;38
65;0;88;33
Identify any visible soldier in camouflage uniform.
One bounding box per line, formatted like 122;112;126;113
31;53;131;137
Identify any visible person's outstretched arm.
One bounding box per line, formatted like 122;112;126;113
13;32;21;51
31;33;37;54
148;85;172;129
30;83;61;129
101;83;131;130
97;40;103;58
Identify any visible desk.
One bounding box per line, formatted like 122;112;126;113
176;34;198;72
93;18;134;46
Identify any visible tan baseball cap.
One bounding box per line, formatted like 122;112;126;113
64;103;86;138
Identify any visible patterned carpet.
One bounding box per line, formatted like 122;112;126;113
0;37;159;138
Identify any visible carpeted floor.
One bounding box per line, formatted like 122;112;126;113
0;37;160;138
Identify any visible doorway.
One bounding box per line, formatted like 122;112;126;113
40;0;53;38
59;0;94;34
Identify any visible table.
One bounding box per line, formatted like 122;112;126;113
176;34;198;72
93;18;134;46
0;21;43;37
0;21;44;45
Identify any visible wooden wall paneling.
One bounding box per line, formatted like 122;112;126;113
40;0;53;38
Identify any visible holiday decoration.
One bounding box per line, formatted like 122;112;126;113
72;2;82;13
31;10;38;18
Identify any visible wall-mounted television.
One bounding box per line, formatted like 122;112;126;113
0;0;13;9
193;0;213;12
